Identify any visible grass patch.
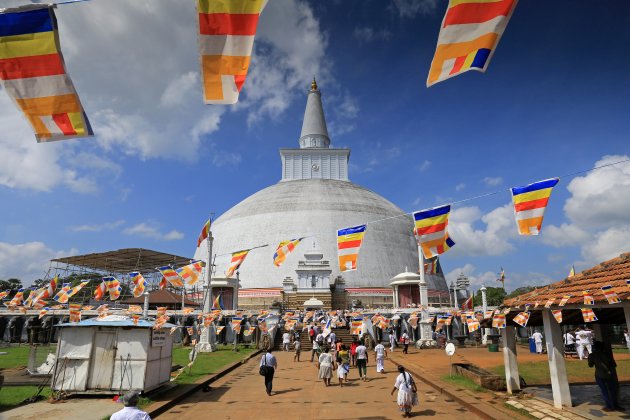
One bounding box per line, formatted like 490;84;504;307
504;402;536;419
441;374;488;393
488;358;630;385
0;386;51;411
171;344;257;384
0;344;57;370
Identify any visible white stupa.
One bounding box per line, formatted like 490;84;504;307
195;79;449;296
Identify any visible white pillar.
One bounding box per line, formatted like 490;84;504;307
542;310;572;408
502;325;521;394
481;286;488;344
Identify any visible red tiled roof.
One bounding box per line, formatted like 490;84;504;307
503;252;630;308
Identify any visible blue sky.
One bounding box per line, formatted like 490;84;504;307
0;0;629;292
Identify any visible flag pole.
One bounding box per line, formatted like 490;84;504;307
198;217;214;352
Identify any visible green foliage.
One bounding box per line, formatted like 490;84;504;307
504;286;538;300
474;287;506;306
441;374;488;393
171;344;256;384
0;278;23;291
0;386;51;411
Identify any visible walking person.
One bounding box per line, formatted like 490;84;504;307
282;331;291;352
356;340;368;381
318;347;335;387
260;348;277;396
401;332;410;354
110;391;151;420
350;338;359;367
338;344;350;383
375;341;387;373
588;341;623;411
294;337;301;362
389;330;396;352
390;365;419;418
532;330;544;354
310;337;320;362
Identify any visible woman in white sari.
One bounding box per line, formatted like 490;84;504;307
390;365;418;417
318;347;334;386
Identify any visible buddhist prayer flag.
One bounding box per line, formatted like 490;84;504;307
129;272;146;298
408;316;419;328
601;285;621;304
159;276;167;290
226;249;249;278
533;301;540;309
511;178;559;236
104;276;122;300
337;224;367;272
93;280;106;301
33;299;47;310
259;320;268;334
157;266;184;288
244;326;256;336
154;315;167;329
581;308;597;323
435;317;447;331
212;294;223;310
81;305;93;311
424;257;438;275
183;307;194;315
583;291;594;306
52;283;71;303
33;275;58;304
512;311;530;327
186;326;195;336
444;316;453;326
203;314;214;327
350;319;363;335
216;326;225;335
67;280;89;299
197;219;211;247
24;287;45;307
544;298;555;308
156;307;167;317
273;238;303;267
427;0;518;87
0;291;9;300
131;314;140;325
378;317;391;330
551;310;563;324
177;261;204;286
69;303;82;323
196;0;268;104
7;288;26;307
0;5;93;141
568;265;575;278
466;317;480;332
484;310;494;319
413;205;455;258
38;307;50;319
127;305;143;314
558;295;570;307
492;313;506;328
231;317;243;333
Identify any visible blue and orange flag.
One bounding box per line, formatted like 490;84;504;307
413;205;455;259
511;178;559;235
273;238;303;267
196;0;268;104
197;219;211;247
0;5;93;142
337;225;367;272
427;0;519;86
212;293;223;310
157;266;184;288
52;283;72;304
104;276;121;301
4;288;25;307
129;272;146;298
177;261;204;286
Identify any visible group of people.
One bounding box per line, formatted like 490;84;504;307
562;326;594;359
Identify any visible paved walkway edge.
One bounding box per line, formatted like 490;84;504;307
147;349;262;418
388;356;509;420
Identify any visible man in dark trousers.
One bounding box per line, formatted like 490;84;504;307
260;348;278;396
588;341;622;411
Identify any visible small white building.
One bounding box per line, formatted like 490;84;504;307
52;315;174;394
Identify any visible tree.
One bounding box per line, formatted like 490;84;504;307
505;286;538;300
474;286;507;306
0;278;22;290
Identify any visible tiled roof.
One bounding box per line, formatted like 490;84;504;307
503;252;630;308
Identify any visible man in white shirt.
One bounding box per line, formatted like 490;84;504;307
110;391;151;420
374;342;387;373
532;330;544;354
356;342;368;381
389;330;396;352
282;331;290;352
624;329;630;352
575;328;588;360
310;338;320;362
260;349;278;396
563;331;576;354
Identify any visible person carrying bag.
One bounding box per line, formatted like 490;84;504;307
259;349;277;396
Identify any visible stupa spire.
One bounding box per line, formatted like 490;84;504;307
299;77;330;149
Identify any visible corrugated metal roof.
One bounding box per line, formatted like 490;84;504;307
51;248;191;274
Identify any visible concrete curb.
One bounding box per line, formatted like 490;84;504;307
388;356;511;420
147;349;262;418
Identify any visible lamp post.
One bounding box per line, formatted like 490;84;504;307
198;223;215;352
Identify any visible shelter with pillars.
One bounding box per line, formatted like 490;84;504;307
500;252;630;409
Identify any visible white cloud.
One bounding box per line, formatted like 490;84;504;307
123;222;184;241
0;241;78;285
412;197;422;207
448;204;516;256
445;264;554;293
160;72;199;108
455;183;466;192
445;264;498;289
352;26;391;43
543;155;630;266
390;0;439;18
482;176;503;187
418;160;432;172
70;220;125;233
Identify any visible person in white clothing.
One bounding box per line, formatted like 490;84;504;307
390;365;418;418
563;331;576;354
624;329;630;352
575;328;589;360
389;331;396;352
356;342;368;381
282;331;291;351
374;343;387;373
110;391;151;420
532;330;544;354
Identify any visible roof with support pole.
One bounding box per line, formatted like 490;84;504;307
51;248;192;274
497;252;630;326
